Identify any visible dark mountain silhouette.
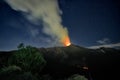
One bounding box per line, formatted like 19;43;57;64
39;44;120;80
0;44;120;80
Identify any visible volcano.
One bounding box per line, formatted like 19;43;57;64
38;44;120;79
0;44;120;80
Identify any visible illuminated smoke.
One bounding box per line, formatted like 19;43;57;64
5;0;70;46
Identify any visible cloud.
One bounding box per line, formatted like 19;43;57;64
97;38;110;44
88;43;120;49
5;0;69;46
28;26;40;37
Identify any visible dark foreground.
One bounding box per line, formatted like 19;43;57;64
0;44;120;80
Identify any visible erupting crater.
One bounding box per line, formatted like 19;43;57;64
62;36;71;46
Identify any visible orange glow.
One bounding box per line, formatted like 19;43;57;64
63;36;71;46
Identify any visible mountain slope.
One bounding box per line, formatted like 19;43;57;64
0;44;120;80
38;44;120;79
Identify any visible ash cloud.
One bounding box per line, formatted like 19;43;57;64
5;0;69;46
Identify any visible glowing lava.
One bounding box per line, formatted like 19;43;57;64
63;36;71;46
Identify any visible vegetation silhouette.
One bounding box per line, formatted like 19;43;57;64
0;43;46;80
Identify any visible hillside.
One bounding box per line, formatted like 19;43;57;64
39;44;120;80
0;44;120;80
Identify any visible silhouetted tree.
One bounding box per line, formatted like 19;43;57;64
8;44;46;73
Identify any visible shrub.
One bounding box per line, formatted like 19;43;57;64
67;74;88;80
8;44;46;73
0;65;22;80
0;68;38;80
0;65;21;74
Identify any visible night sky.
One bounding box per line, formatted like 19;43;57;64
0;0;120;51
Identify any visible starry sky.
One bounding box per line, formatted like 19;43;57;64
0;0;120;51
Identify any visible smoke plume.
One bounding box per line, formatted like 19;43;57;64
5;0;69;46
